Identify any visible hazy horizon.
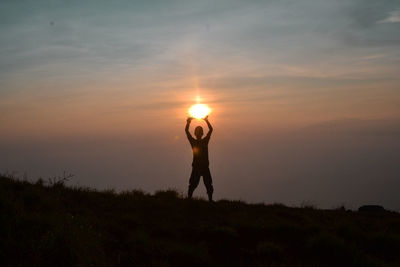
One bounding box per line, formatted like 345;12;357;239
1;0;400;210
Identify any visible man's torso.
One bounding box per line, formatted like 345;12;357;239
189;137;210;167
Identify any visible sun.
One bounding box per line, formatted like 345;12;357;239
189;104;211;119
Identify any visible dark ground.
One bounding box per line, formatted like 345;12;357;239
1;174;400;266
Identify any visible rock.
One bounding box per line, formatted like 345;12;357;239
358;205;385;212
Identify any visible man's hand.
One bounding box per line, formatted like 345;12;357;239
187;117;193;123
204;115;209;121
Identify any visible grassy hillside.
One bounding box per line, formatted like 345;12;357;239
1;174;400;266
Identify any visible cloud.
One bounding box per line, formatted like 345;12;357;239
379;9;400;23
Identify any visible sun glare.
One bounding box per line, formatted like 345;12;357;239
189;104;211;119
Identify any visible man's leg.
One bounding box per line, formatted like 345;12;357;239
188;168;200;199
202;168;214;202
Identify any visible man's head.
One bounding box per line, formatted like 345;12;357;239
194;126;204;139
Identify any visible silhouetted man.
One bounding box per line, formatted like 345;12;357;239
185;116;214;202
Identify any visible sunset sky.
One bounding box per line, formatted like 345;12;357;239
1;0;400;210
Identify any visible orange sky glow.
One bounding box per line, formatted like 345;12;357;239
1;0;400;210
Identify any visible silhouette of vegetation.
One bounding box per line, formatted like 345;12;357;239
1;173;400;266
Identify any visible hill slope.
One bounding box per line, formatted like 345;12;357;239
1;174;400;266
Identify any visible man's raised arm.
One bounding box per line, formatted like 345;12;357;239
204;116;213;138
185;117;193;140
